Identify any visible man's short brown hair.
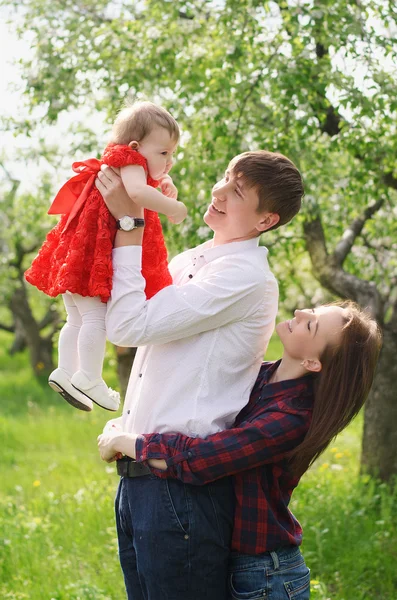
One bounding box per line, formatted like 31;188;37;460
229;150;304;232
111;101;180;145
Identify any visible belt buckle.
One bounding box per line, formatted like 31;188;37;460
117;457;131;477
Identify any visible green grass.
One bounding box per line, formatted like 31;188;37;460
0;332;396;600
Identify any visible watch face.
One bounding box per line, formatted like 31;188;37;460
119;216;135;231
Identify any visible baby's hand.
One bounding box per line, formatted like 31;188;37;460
168;201;188;225
160;175;178;200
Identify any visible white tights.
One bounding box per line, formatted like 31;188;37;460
58;292;107;381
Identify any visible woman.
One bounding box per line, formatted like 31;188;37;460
99;301;381;600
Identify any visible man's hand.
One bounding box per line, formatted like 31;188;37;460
95;164;141;219
159;174;178;200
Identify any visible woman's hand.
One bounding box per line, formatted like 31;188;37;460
95;164;142;219
148;458;168;471
97;431;139;462
97;430;122;463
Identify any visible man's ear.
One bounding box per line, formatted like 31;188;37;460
301;358;322;373
256;213;280;233
128;140;140;150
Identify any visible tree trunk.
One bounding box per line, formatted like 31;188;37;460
303;214;397;480
9;318;27;354
115;346;137;404
361;326;397;481
9;285;54;377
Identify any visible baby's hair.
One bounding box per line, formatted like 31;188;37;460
111;101;180;146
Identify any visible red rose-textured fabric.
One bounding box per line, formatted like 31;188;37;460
25;144;172;302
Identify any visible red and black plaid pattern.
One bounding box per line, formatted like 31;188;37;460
136;361;314;555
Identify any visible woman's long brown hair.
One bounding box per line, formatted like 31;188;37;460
288;301;382;478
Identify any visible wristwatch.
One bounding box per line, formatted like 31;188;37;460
116;216;145;232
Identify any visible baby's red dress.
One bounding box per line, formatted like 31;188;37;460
25;144;173;303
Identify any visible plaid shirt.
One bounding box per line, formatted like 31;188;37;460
135;361;314;555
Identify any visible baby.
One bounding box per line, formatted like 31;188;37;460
25;101;186;412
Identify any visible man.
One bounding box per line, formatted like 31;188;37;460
96;150;304;600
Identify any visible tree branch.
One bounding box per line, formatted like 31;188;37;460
39;307;60;331
8;319;26;355
9;240;39;271
383;172;397;190
235;47;280;139
319;104;343;137
276;6;397;193
0;162;20;201
303;215;384;320
387;288;397;334
0;322;14;333
44;325;61;343
178;10;194;20
333;197;386;266
311;33;397;191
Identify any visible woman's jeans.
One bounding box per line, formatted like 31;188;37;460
115;474;235;600
228;546;310;600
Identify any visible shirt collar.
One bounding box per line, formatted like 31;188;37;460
257;361;315;408
189;237;264;266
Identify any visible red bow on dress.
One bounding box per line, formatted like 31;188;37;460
48;158;102;231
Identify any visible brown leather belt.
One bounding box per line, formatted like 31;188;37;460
116;457;152;478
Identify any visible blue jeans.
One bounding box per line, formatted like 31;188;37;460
228;546;310;600
115;474;235;599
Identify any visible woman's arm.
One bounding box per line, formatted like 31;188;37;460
98;405;310;484
120;165;187;224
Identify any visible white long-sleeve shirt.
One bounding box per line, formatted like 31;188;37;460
106;237;278;438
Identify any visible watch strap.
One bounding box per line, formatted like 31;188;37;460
116;217;145;231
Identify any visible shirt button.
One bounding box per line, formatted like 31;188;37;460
140;455;144;461
184;534;189;540
139;373;143;378
187;452;192;458
188;274;193;279
127;410;130;414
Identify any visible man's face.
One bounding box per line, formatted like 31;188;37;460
203;167;274;245
135;127;177;180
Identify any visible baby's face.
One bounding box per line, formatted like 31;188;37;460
135;127;178;180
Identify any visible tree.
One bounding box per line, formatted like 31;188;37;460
0;164;60;376
3;0;397;479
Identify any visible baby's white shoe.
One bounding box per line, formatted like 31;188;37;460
48;368;93;412
71;371;120;412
